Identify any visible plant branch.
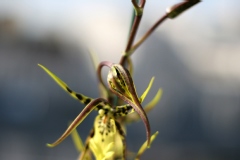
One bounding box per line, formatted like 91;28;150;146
120;0;145;66
130;0;201;53
130;14;168;53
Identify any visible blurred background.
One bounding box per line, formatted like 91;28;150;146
0;0;240;160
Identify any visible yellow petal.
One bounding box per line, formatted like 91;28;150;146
144;88;163;113
139;77;155;103
136;131;159;160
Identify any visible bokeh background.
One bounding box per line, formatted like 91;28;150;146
0;0;240;160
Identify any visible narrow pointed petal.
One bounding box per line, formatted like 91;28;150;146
144;88;162;113
70;125;85;152
135;131;159;160
139;77;155;103
115;93;151;147
38;64;93;105
126;88;162;123
46;98;108;147
118;78;159;117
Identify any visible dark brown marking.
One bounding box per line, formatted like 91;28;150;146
84;98;91;105
103;108;108;114
127;105;132;110
66;87;72;93
115;121;124;136
75;93;83;100
97;104;103;110
90;130;94;137
85;144;89;150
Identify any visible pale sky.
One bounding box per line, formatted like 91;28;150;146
0;0;239;86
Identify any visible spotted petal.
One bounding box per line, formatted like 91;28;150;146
38;64;93;105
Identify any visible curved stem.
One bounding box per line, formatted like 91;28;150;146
130;14;168;53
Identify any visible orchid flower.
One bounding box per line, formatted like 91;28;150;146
98;61;152;147
38;64;161;159
38;1;201;159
